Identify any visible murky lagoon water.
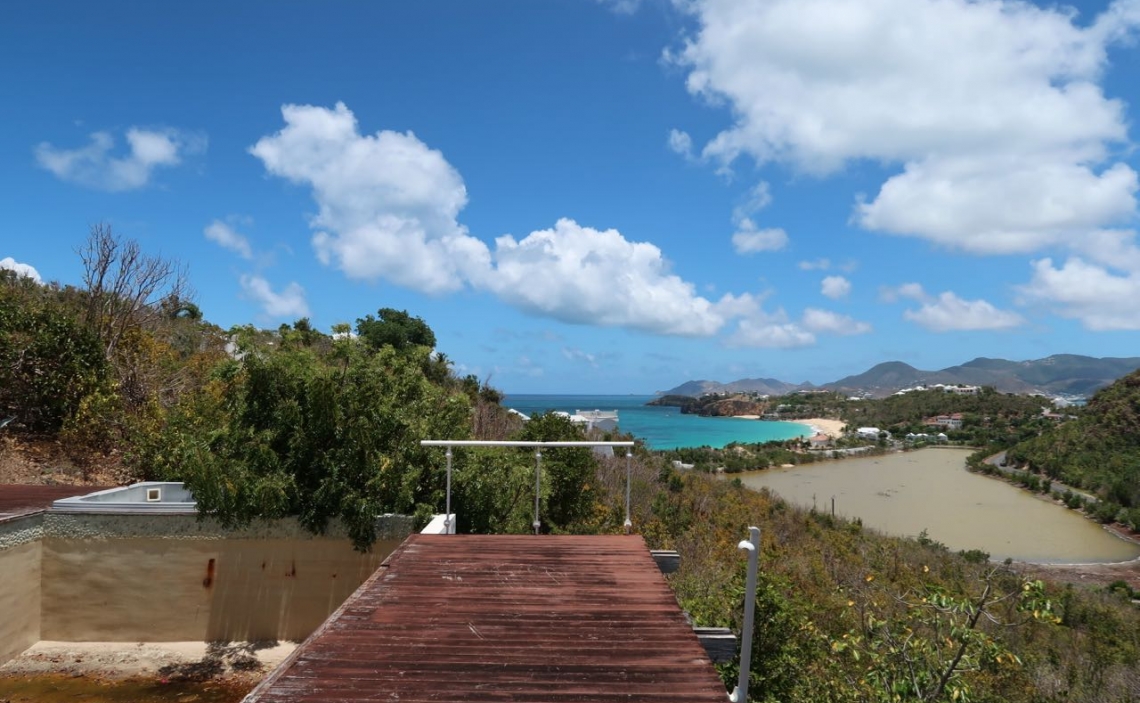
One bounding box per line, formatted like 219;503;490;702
739;447;1140;564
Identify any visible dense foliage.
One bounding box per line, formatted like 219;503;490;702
1007;369;1140;528
0;273;107;432
639;469;1140;703
132;340;472;549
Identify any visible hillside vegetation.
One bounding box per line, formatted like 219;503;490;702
3;228;1139;702
1007;369;1140;530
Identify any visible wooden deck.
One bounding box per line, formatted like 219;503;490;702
245;534;730;703
0;484;109;523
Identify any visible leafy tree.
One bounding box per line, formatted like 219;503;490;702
142;342;471;549
0;280;107;431
355;307;436;352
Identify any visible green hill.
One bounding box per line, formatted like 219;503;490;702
1007;369;1140;526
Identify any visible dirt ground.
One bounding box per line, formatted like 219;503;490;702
0;434;123;486
0;641;295;683
1019;557;1140;590
0;642;296;703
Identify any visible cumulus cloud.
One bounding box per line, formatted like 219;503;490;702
879;282;928;303
240;275;310;318
802;308;871;335
35;127;204;191
250;102;485;295
901;289;1024;332
252;102;752;338
0;257;41;283
489;218;736;336
726;305;870;347
820;275;850;299
1019;257;1140;330
673;0;1140;259
732;223;787;253
667;129;694;159
730;181;786;253
727;317;816;348
204;220;253;259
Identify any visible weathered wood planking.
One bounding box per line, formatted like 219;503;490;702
245;534;730;703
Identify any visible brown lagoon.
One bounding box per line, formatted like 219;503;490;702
739;447;1140;564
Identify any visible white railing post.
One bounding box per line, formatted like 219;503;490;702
444;447;453;535
624;449;633;534
730;526;761;703
533;448;543;535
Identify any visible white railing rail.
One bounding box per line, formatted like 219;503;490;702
420;440;636;535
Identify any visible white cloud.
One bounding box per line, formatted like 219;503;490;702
250;102;485;295
798;258;831;271
674;0;1140;258
857;158;1138;254
801;308;871;335
240;275;310;319
820;275;850;299
252;103;750;338
204;220;253;259
667;129;694;159
489;218;733;336
0;257;41;283
1018;257;1140;330
35;127;204;191
727;317;816;348
880;282;927;303
732;223;787;253
726;304;870;347
902;290;1023;332
730;182;786;253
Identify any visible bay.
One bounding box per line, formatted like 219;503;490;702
739;448;1140;563
503;394;809;450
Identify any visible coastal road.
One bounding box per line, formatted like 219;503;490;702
983;451;1099;504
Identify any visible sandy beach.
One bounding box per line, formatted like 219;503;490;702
794;417;846;437
730;416;845;438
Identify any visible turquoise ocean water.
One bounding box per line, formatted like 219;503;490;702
503;394;809;450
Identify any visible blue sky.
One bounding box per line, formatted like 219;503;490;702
3;0;1140;394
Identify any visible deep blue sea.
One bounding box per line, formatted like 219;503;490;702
503;394;809;450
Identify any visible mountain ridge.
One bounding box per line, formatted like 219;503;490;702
657;354;1140;398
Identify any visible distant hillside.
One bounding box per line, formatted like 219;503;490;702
658;355;1140;398
656;377;807;397
1006;369;1140;527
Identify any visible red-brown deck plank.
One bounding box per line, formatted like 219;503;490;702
246;534;730;703
0;484;110;522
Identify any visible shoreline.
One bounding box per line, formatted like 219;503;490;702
730;415;845;438
793;417;846;438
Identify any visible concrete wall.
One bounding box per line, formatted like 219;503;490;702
0;537;42;663
0;515;46;664
41;535;400;642
0;512;410;648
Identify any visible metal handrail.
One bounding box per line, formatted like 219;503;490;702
420;440;635;535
